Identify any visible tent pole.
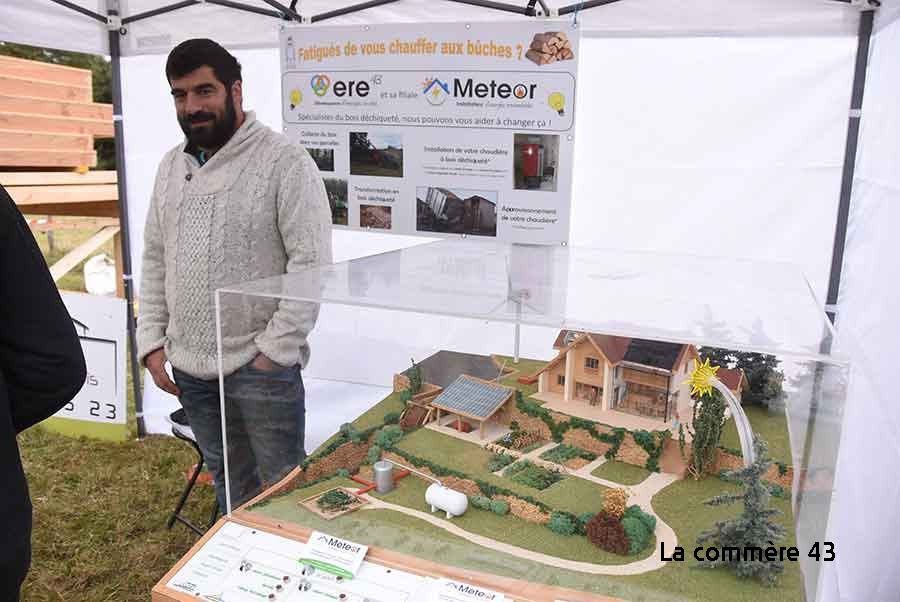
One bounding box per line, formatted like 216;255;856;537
107;0;146;438
206;0;286;19
48;0;107;22
825;8;875;323
312;0;401;23
442;0;536;16
122;1;200;25
558;0;624;16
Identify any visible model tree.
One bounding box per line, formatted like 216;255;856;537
407;358;423;394
700;347;784;406
696;437;786;585
680;389;727;479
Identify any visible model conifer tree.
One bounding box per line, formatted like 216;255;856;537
696;437;786;585
681;389;726;479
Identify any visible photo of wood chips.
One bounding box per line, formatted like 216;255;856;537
525;31;574;65
300;487;368;520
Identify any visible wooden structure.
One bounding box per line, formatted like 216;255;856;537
0;55;122;296
430;375;515;440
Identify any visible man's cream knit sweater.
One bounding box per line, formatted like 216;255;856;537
136;111;332;379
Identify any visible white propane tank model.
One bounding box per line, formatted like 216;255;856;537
425;483;468;519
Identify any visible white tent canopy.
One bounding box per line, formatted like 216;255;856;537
2;1;899;601
0;0;878;58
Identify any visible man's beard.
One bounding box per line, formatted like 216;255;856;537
179;94;237;150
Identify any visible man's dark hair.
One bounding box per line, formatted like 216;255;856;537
166;38;242;88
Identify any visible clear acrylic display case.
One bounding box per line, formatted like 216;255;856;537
215;238;848;602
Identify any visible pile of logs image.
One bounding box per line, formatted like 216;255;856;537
525;32;574;65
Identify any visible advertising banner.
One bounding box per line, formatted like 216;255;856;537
281;20;579;244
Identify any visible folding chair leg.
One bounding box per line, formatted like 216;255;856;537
207;498;219;530
167;456;203;530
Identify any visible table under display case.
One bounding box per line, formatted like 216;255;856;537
153;239;848;602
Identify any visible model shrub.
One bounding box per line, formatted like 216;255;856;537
504;461;563;490
383;411;401;425
336;468;350;479
548;511;578;536
487;452;515;472
622;516;651;555
630;430;669;472
540;444;596;464
577;512;596;535
366;444;382;465
599;428;627;459
623;505;656;534
602;488;628;518
489;499;510;516
470;495;493;511
769;484;789;499
374;425;404;450
317;489;355;513
399;388;412;403
586;512;629;555
775;461;789;477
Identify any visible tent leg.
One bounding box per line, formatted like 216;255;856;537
825;9;875;323
108;4;146;438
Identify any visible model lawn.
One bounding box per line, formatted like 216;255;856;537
248;344;802;601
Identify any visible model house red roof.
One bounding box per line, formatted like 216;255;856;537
716;367;747;392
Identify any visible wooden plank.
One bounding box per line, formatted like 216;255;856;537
0;149;96;168
0;55;92;87
49;225;119;282
27;218;119;232
16;201;118;218
8;184;117;205
0;111;112;137
0;95;112;120
0;75;91;102
0;170;116;186
0;130;92;151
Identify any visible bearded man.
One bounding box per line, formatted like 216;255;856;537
137;39;332;512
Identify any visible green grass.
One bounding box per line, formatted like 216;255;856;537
591;460;652;486
19;427;216;601
396;428;606;515
612;476;802;601
720;404;791;463
494;355;547;399
373;477;642;566
351;390;406;432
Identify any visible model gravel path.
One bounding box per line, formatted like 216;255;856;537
361;470;679;576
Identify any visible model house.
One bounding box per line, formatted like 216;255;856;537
534;331;699;423
715;367;749;403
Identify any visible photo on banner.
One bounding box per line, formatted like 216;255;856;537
281;20;579;244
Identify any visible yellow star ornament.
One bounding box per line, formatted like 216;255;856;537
684;358;720;397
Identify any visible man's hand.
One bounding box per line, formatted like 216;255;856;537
146;348;180;396
251;352;281;372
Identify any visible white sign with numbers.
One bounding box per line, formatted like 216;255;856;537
57;292;127;430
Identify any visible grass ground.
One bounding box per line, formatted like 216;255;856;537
720;404;791;462
592;460;652;486
494;354;548;399
254;473;801;601
396;428;607;515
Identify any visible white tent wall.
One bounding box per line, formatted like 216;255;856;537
570;35;855;298
830;9;900;602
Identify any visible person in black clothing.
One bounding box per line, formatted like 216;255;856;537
0;183;86;601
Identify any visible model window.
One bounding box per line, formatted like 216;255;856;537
557;374;565;386
585;357;599;371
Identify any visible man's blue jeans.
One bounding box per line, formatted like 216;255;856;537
173;361;306;512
